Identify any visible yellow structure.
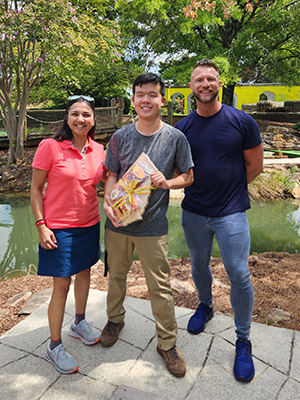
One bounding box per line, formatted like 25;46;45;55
165;84;300;114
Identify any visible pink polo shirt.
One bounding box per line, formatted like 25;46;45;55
32;137;106;229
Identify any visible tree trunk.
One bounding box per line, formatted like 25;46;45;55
15;126;25;162
7;133;17;165
1;90;29;164
222;84;235;106
15;87;30;161
15;109;26;161
2;112;25;164
2;113;18;164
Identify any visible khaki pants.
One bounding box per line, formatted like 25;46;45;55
104;229;177;350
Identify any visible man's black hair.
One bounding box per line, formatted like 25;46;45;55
132;72;166;97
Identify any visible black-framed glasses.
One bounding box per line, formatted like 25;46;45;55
68;95;95;105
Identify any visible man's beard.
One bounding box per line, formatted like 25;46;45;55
193;90;219;104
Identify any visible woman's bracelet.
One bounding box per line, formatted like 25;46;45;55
35;219;46;227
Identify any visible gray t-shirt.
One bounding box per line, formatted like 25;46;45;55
105;122;194;236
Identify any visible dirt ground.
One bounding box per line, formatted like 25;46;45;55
0;147;300;336
0;147;37;193
1;252;300;337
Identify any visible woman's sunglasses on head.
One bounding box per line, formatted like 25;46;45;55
68;95;95;105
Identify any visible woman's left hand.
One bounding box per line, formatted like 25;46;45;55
37;225;58;250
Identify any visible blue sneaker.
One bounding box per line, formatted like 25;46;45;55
233;339;255;383
187;303;213;334
69;319;100;345
46;343;79;374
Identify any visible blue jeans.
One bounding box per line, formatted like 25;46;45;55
181;209;254;340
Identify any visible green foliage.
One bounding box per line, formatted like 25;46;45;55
27;126;46;135
128;103;136;115
116;0;300;97
263;312;274;326
0;0;138;161
122;96;132;114
171;94;185;114
249;167;298;200
213;57;239;87
282;166;298;193
292;122;300;132
24;0;129;105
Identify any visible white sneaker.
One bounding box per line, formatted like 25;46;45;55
69;319;100;345
45;343;79;374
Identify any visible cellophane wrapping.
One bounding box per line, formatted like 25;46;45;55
108;152;158;226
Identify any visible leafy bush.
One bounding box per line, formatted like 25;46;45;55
292;122;300;132
249;167;298;200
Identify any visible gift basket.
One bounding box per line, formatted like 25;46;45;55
108;152;158;226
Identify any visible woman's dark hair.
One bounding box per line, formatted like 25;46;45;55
54;96;96;141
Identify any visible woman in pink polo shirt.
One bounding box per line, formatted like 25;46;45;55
31;95;106;374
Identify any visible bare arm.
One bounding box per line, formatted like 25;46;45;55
150;168;194;190
101;167;109;183
31;168;58;249
243;143;264;184
102;171;123;228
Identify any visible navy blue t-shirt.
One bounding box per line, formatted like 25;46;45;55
175;105;262;217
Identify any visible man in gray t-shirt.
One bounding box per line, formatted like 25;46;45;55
105;122;193;236
100;72;194;378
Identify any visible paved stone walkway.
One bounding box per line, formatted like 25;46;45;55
0;289;299;399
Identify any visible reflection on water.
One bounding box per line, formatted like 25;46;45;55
0;196;105;279
0;196;299;277
292;205;300;234
0;196;39;278
246;200;300;255
167;199;300;258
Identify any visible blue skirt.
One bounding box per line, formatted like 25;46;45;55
38;223;100;277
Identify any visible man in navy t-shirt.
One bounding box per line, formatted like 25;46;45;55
175;59;263;383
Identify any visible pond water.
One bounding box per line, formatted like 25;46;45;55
0;195;299;279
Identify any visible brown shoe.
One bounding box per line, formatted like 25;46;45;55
100;321;125;347
157;346;186;377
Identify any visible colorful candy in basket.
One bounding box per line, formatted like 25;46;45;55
108;152;157;226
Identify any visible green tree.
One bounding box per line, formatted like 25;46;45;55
0;1;124;164
116;0;300;106
30;60;138;109
29;0;140;109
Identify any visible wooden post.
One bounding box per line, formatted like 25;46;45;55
118;97;124;128
167;101;173;126
111;98;116;127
